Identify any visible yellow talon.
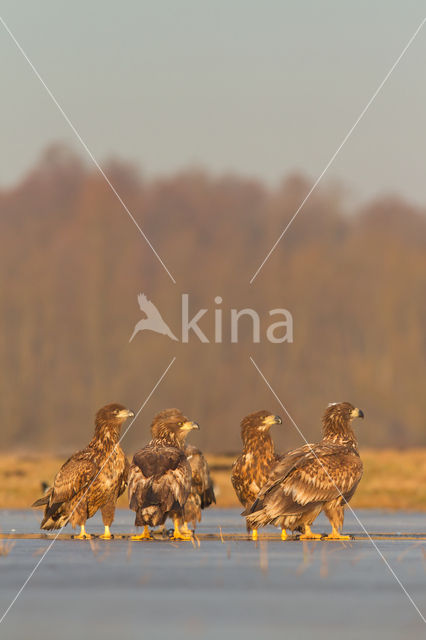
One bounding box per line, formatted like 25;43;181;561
280;529;287;541
99;525;112;540
252;529;258;541
171;519;192;541
299;525;322;540
73;525;91;540
131;525;153;541
324;526;351;541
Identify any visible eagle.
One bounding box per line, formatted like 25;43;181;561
231;410;283;540
150;408;216;534
128;408;199;541
245;402;364;540
32;403;133;539
181;444;216;533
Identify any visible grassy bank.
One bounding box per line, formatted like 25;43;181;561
1;449;426;511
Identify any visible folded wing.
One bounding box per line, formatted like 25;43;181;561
129;445;191;527
247;442;362;519
32;451;98;528
186;445;216;509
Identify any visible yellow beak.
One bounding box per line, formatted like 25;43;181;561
180;420;200;431
117;409;135;419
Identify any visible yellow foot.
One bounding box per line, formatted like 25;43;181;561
99;526;113;540
181;523;192;535
172;519;192;541
171;531;192;541
252;529;258;541
280;529;287;541
131;526;153;541
73;525;91;540
323;526;351;540
299;525;322;540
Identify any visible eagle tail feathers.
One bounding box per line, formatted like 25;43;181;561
201;486;216;509
32;494;51;508
242;496;261;517
245;509;268;530
40;511;70;530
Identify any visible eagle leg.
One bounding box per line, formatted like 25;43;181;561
323;525;351;541
251;529;258;541
280;529;287;541
299;525;322;540
73;525;92;540
181;522;193;536
171;518;192;541
131;525;153;541
99;525;113;540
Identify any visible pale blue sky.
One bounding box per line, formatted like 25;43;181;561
0;1;425;204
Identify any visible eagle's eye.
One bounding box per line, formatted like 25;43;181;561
178;421;183;426
114;409;119;415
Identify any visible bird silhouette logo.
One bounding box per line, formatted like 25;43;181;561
129;293;179;342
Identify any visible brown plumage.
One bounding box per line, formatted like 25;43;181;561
128;408;199;540
182;444;216;530
32;403;133;539
136;408;215;531
245;402;364;540
231;410;283;539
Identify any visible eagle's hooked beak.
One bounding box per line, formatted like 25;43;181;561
180;420;200;431
351;408;364;419
264;414;282;427
118;409;135;419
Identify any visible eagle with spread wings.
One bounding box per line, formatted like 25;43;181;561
128;409;199;541
32;403;133;539
231;410;283;540
245;402;364;540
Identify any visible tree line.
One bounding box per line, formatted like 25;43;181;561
1;144;425;455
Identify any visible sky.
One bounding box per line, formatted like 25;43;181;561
0;1;425;205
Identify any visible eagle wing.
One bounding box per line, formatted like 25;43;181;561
49;451;99;506
231;452;272;508
249;442;363;516
129;445;191;513
231;456;258;507
117;455;130;498
185;445;216;508
32;449;99;529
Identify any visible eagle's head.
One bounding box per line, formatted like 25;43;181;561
94;403;135;438
241;410;282;444
151;408;199;447
322;402;364;442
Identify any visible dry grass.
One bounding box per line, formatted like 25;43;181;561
1;449;426;511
